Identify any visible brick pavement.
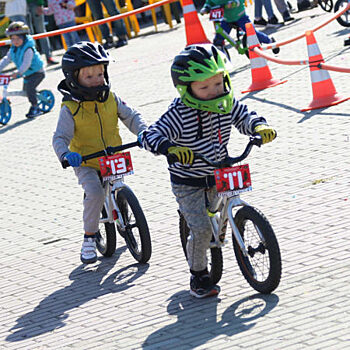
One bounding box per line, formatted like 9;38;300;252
1;5;350;349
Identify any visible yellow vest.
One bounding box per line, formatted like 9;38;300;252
63;92;122;170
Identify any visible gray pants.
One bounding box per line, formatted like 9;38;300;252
27;2;51;59
74;166;105;233
23;71;45;106
172;183;217;272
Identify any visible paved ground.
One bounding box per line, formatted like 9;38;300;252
1;3;350;349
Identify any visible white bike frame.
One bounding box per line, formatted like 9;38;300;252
207;192;256;257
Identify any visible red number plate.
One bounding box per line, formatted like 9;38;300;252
209;7;224;21
99;152;133;180
0;75;10;86
214;164;252;196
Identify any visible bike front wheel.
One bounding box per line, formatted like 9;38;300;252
179;213;223;285
0;99;12;125
233;205;281;294
335;0;350;27
116;187;151;263
96;206;117;257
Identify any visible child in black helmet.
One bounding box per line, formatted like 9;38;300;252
0;21;45;117
140;44;276;298
52;41;147;264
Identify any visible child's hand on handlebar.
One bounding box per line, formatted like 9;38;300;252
65;152;82;167
200;8;209;15
253;125;277;144
167;146;194;165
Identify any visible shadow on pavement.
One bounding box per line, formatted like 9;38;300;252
0;117;36;135
142;291;279;349
6;246;149;342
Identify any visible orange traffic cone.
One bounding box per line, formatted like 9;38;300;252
241;22;287;93
182;0;211;46
301;30;350;112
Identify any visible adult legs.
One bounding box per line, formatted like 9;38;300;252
27;3;51;59
58;21;81;47
86;0;111;40
101;0;127;39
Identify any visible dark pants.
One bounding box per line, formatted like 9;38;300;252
23;71;45;106
86;0;127;40
213;14;271;46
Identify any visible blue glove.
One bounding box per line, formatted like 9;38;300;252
65;152;82;167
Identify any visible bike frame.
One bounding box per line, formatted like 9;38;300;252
207;191;253;256
100;175;128;230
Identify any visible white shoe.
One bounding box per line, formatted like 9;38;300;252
80;237;97;264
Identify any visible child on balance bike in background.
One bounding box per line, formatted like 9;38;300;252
140;44;276;298
0;21;45;118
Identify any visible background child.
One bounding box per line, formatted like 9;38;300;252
52;41;147;264
0;21;45;117
200;0;280;54
140;44;276;298
43;0;81;48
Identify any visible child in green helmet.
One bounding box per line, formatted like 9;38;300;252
139;44;276;298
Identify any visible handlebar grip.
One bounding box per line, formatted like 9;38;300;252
61;159;70;169
167;153;179;165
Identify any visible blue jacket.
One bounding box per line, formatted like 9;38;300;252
10;35;43;78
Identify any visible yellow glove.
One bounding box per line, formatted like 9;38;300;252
254;125;277;144
168;146;194;165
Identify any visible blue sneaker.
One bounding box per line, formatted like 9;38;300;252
26;106;43;118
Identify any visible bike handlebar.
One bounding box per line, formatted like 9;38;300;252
61;140;139;169
167;135;262;168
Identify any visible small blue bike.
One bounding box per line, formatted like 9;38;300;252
0;74;55;125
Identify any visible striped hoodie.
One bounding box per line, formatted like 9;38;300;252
142;97;268;187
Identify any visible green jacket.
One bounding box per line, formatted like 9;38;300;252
26;0;45;6
202;0;246;23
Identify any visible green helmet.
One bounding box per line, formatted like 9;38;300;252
171;44;233;114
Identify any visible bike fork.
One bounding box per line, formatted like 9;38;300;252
226;196;250;257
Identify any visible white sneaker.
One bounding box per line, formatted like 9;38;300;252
80;236;97;264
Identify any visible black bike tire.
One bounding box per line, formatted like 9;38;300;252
335;0;350;27
179;213;223;285
241;34;250;59
117;187;152;263
96;207;117;257
318;0;334;12
233;206;281;294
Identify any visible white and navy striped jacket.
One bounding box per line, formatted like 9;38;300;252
142;97;267;187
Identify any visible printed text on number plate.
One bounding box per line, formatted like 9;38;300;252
214;164;252;196
209;7;224;21
99;152;133;180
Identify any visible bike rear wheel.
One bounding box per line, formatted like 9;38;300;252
179;213;223;285
37;90;55;113
233;205;281;294
116;187;151;263
335;0;350;27
96;206;117;257
318;0;334;12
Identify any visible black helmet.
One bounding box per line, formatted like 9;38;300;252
171;44;233;114
62;41;111;102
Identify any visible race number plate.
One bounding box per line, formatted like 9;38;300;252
214;164;252;196
209;7;224;21
99;152;134;181
0;75;10;86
